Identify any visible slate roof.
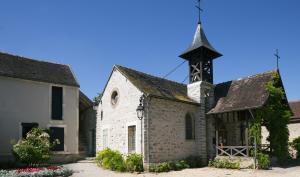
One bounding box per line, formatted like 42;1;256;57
208;70;277;114
79;91;93;112
113;65;281;112
115;65;197;104
0;52;79;87
289;101;300;123
180;23;222;60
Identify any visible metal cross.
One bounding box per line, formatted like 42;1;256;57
196;0;203;24
274;49;280;70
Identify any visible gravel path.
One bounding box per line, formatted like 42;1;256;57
64;160;300;177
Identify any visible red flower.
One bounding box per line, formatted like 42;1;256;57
47;166;61;171
16;167;44;173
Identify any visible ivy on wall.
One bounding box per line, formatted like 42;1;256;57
250;72;292;161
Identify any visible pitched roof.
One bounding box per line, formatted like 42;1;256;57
79;91;93;112
0;52;79;87
289;101;300;123
115;65;197;104
208;70;277;114
180;23;222;60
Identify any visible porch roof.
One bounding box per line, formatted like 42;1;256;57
208;70;277;114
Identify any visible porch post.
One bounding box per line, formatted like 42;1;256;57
216;130;219;156
245;127;249;156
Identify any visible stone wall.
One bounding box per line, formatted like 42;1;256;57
146;97;207;163
79;107;97;156
96;68;143;155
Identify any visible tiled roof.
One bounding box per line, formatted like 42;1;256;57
115;65;196;104
0;52;79;87
208;70;277;114
289;101;300;123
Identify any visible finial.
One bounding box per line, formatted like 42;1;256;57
195;0;203;24
274;49;280;70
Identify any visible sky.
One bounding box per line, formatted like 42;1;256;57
0;0;299;101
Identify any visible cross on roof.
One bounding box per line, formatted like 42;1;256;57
274;49;280;70
196;0;203;24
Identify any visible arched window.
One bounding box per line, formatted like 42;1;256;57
185;113;195;140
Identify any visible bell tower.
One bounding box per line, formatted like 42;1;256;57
179;0;221;84
179;22;222;84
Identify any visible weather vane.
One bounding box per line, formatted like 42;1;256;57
195;0;203;24
274;49;280;70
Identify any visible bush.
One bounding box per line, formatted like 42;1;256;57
0;167;73;177
13;128;58;166
208;159;240;169
96;148;126;172
257;153;270;169
125;153;143;172
149;162;170;173
149;160;189;173
291;137;300;158
185;156;203;168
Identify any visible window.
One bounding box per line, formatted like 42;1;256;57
51;86;63;120
100;111;103;121
185;114;195;140
21;123;38;138
50;127;64;151
111;91;119;106
128;126;136;153
103;129;108;149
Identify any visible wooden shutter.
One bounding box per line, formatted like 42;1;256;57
185;114;195;140
50;127;64;151
128;126;136;153
51;86;63;120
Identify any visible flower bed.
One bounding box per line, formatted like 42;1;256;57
0;166;73;177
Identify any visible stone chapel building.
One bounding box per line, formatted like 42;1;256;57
96;18;289;165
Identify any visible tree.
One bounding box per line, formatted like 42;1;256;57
93;92;103;106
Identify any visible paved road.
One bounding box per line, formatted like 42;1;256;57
64;160;300;177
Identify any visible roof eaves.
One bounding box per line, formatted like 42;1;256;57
148;94;200;106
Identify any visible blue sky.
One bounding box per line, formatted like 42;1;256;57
0;0;299;100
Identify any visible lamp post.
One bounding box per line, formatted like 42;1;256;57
136;95;144;156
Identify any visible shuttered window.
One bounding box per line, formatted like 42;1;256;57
51;86;63;120
50;127;64;151
128;126;136;153
185;114;195;140
103;129;108;149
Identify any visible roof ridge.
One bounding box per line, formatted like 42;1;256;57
0;51;69;67
289;100;300;103
115;64;187;86
215;69;277;86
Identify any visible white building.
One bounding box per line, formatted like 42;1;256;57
0;52;95;163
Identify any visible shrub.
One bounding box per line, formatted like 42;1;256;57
125;153;143;172
291;137;300;158
149;162;170;173
185;156;203;168
208;159;240;169
149;160;189;173
96;148;126;172
12;128;58;166
257;153;270;169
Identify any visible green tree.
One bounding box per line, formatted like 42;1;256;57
93;92;103;106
